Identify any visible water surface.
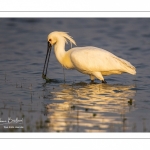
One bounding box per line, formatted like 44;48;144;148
0;18;150;132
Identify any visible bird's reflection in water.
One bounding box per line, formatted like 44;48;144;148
44;83;136;132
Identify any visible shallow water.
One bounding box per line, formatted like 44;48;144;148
0;18;150;132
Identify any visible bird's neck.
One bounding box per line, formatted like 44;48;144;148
54;40;66;66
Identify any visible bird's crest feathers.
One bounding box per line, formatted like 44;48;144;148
54;31;77;47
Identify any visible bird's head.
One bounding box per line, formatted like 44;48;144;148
47;32;57;46
47;31;76;47
42;31;77;80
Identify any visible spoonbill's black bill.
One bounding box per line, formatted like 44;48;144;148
42;42;51;80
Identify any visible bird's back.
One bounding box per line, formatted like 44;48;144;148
70;46;136;75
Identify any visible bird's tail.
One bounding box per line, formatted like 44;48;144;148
119;58;136;75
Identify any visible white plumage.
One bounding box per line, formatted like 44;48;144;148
47;31;136;83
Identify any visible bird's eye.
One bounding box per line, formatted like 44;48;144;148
49;39;51;42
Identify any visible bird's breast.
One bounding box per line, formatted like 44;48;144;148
62;53;74;69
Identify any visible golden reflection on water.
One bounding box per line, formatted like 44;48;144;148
45;83;136;132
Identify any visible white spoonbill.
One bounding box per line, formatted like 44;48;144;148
42;31;136;83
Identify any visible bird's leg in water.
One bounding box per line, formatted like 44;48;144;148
90;75;95;84
102;80;107;83
90;80;95;84
92;72;107;83
90;75;95;81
